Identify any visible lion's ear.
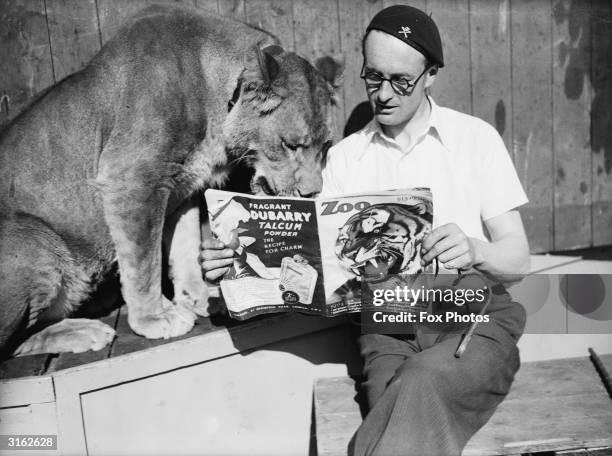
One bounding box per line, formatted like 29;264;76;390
254;46;281;86
262;45;285;58
314;54;344;89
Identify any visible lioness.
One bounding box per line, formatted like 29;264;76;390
0;4;341;357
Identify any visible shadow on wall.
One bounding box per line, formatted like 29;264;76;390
554;0;612;174
344;102;373;138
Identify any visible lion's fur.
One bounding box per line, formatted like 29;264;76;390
0;4;341;355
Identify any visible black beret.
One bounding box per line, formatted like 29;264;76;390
366;5;444;68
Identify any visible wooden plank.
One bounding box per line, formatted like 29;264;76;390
528;254;581;273
552;0;592;250
470;0;513;149
465;394;612;455
511;0;554;252
110;306;214;357
0;0;55;129
54;376;87;455
314;376;362;456
0;403;59;456
96;0;194;44
427;0;472;114
549;260;612;335
194;0;218;13
337;0;382;132
49;313;344;454
382;0;425;10
218;0;246;20
0;376;55;407
504;355;612;400
293;0;344;140
52;313;344;390
591;0;612;247
0;354;51;380
314;356;612;456
45;0;101;82
245;0;294;49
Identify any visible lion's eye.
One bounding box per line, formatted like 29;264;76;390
281;138;307;152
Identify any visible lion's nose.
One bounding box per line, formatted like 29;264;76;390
297;190;319;198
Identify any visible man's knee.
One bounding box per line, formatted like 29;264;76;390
391;355;453;395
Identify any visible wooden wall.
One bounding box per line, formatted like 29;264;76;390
0;0;610;253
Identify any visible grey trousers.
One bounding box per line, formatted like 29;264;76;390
351;290;526;456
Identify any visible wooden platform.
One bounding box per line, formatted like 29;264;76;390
0;309;350;455
313;355;612;456
0;303;241;380
0;252;610;454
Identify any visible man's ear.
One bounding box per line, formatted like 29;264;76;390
424;65;438;90
314;54;345;89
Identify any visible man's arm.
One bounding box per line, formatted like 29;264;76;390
472;210;530;277
421;210;530;280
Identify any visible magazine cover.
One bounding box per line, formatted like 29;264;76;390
205;188;436;319
205;190;326;319
317;188;436;315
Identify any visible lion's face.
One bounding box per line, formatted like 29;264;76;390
223;47;342;197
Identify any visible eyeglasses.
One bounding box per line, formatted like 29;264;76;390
360;65;431;96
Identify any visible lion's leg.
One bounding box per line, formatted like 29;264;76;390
102;186;196;339
164;196;210;317
0;215;114;357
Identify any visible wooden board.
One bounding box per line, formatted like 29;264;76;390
314;377;363;456
0;376;55;408
464;356;612;455
511;0;554;253
382;0;425;10
292;0;344;139
245;0;295;50
591;0;612;247
0;0;55;129
194;0;217;13
218;0;245;20
96;0;194;44
314;355;612;456
427;0;472;114
45;0;102;81
552;0;593;250
470;0;513;149
337;0;382;135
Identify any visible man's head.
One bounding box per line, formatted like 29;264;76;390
361;5;444;132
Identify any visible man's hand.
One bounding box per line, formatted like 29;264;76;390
420;223;481;271
199;238;236;281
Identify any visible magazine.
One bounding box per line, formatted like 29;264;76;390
205;188;436;319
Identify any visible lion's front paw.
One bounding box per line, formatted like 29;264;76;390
14;318;116;356
173;277;210;317
128;297;196;339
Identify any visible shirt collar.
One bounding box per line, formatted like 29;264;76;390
427;96;453;150
354;96;452;161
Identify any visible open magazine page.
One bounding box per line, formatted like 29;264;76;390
205;189;326;319
206;188;436;319
316;188;436;315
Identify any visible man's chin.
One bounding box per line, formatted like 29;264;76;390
375;113;400;125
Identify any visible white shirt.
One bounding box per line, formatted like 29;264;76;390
321;97;528;242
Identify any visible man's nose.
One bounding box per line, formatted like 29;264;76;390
376;80;394;103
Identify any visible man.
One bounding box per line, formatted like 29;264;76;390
201;5;530;455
